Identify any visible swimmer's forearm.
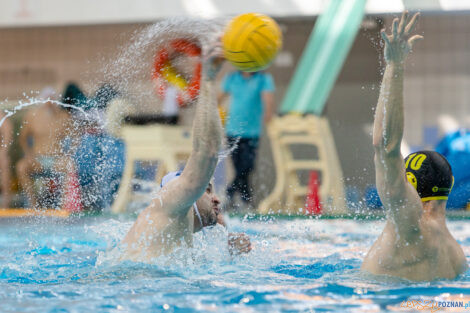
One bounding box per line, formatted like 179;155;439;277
373;62;421;222
191;79;222;158
373;63;404;156
159;54;224;216
181;77;222;199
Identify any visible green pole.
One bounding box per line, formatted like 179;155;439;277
280;0;367;115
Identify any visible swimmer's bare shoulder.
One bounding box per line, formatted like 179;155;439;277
421;218;467;275
363;214;466;280
121;188;194;261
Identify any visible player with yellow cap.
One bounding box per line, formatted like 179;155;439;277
361;11;467;281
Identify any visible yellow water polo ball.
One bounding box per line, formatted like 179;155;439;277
222;13;282;72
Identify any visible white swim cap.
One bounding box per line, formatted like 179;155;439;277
160;171;181;188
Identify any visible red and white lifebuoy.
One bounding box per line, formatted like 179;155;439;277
152;39;202;107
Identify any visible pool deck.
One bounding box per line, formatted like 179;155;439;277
0;208;71;218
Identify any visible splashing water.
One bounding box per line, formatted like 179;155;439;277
100;17;226;107
0;98;88;129
1;17;226;131
4;16;470;313
0;17;229;211
0;217;469;312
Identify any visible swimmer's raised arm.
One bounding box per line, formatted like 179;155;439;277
155;46;224;218
373;12;423;236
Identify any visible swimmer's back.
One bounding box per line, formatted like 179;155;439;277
362;214;467;281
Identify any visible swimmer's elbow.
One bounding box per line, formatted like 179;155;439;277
181;153;217;186
193;137;221;157
190;150;219;169
372;133;383;149
373;128;401;153
373;140;401;158
372;136;389;154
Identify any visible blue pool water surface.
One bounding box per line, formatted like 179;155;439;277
0;216;469;312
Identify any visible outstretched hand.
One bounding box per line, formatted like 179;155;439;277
204;38;225;81
228;232;252;255
381;11;423;64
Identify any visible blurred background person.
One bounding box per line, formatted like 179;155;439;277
16;87;72;208
0;112;13;208
219;70;275;210
73;83;125;211
436;115;470;209
61;82;88;111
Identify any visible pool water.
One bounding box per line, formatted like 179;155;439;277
0;216;469;312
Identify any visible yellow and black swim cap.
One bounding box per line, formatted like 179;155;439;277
404;150;454;202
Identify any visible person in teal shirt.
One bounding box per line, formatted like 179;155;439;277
219;71;275;208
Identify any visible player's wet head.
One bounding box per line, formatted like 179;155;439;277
160;171;220;230
404;150;454;201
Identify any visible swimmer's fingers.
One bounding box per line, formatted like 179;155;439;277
240;242;252;253
392;18;399;39
237;234;251;246
235;238;251;249
203;50;225;80
239;234;252;252
397;11;408;36
206;45;224;59
228;233;252;255
228;233;250;245
246;239;252;252
204;37;224;59
405;12;420;36
237;239;252;254
408;35;423;48
381;30;391;46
